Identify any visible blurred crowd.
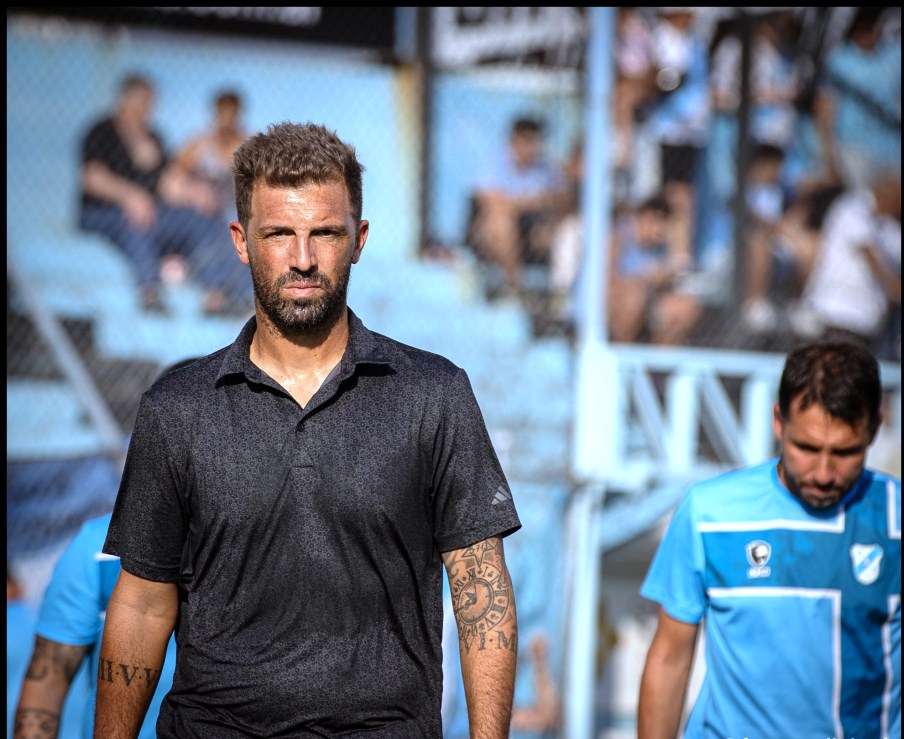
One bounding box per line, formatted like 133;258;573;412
460;7;901;361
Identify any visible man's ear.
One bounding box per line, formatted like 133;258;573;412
351;220;369;265
231;221;250;265
772;403;784;442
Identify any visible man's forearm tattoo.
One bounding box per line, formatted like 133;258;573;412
98;657;162;691
445;538;517;653
14;708;60;739
24;636;85;683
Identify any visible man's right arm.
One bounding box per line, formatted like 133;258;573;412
637;607;699;739
94;570;178;739
14;637;87;739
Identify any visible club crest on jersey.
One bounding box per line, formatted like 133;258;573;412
745;540;772;578
850;544;883;585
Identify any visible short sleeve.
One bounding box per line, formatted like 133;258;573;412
36;521;105;646
82;120;110;165
104;393;189;582
639;488;708;624
430;368;521;552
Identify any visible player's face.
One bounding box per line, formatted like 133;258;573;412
773;398;876;509
230;180;368;334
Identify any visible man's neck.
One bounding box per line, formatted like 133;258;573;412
249;308;350;406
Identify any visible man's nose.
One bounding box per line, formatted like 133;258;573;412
288;235;317;271
813;453;836;485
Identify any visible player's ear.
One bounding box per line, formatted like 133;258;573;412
231;221;250;265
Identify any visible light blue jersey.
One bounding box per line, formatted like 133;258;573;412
641;459;901;739
36;513;177;739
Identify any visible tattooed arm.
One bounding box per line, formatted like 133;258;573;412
442;536;518;739
14;637;87;738
94;570;178;739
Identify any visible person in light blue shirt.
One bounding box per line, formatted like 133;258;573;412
469;116;569;294
638;340;901;738
816;8;901;191
12;513;177;739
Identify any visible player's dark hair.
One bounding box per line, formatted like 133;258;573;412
778;342;882;433
232;121;364;233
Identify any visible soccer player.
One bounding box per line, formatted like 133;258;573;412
638;340;901;738
13;512;177;739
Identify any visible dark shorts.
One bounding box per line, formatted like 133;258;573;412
660;144;701;186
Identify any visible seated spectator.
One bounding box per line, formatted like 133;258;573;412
467;116;570;297
708;10;803;203
739;143;794;334
78;73;249;314
612;7;657;203
639;8;711;261
742;177;841;339
814;7;901;191
173;89;248;223
791;169;901;358
607;195;702;345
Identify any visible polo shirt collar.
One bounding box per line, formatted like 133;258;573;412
215;307;393;386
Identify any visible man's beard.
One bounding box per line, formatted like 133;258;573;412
250;258;352;334
779;461;848;509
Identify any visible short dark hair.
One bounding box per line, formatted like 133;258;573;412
232;121;365;232
778;341;882;433
638;195;671;218
751;143;785;165
119;73;153;96
215;90;242;109
512;117;544;137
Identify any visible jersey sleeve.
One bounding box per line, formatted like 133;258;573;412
430;368;521;552
639;487;708;624
36;521;105;646
104;392;189;582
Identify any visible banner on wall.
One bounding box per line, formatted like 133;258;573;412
10;7;396;52
431;7;586;69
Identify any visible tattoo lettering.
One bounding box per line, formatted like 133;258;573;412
444;538;517;652
13;707;60;739
24;637;86;683
97;658;161;690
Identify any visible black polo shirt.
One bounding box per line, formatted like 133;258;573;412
104;309;521;738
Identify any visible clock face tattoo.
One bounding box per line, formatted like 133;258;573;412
448;540;512;641
456;570;510;630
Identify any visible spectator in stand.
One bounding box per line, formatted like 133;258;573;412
639;8;711;262
468;116;570;297
738;143;794;336
791;169;901;358
742;176;843;342
612;7;657;203
814;7;901;191
173;90;248;224
510;634;561;738
607;195;701;345
708;10;803;203
78;73;248;315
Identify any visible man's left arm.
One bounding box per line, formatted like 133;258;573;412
442;536;517;739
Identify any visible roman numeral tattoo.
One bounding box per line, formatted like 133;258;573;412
97;658;161;690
